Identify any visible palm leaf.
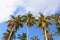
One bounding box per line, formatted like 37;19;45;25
17;33;27;40
10;15;15;19
47;22;52;27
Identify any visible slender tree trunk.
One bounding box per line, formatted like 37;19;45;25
27;28;30;40
7;23;15;40
7;27;14;40
44;28;48;40
27;28;28;40
49;38;50;40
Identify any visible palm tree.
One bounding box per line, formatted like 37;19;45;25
36;13;52;40
22;12;36;40
55;15;60;33
6;15;23;40
47;34;53;40
2;30;16;40
31;36;39;40
51;14;60;36
17;33;27;40
51;14;60;32
45;29;53;40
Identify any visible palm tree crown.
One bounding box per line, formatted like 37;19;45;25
36;13;52;30
22;12;36;28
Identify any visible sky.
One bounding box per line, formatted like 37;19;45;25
0;0;60;40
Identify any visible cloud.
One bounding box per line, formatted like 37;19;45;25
0;0;59;23
17;0;59;16
0;0;18;23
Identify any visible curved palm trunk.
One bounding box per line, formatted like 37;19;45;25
7;23;15;40
44;28;48;40
7;27;14;40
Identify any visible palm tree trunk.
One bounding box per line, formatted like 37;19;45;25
44;28;48;40
7;27;14;40
27;28;30;40
49;38;50;40
27;28;28;40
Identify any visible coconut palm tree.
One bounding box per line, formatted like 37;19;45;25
17;33;27;40
5;15;23;40
31;36;39;40
45;29;53;40
2;30;16;40
51;14;60;36
36;13;52;40
55;15;60;33
50;14;60;31
22;12;36;40
47;34;53;40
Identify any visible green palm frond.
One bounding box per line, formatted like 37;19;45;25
56;23;60;28
22;12;36;28
36;22;41;29
55;19;60;32
36;13;52;32
10;15;15;19
46;16;53;20
39;13;44;18
17;33;27;40
31;36;39;40
51;15;59;23
6;15;23;31
54;32;60;36
21;15;27;22
2;30;16;40
27;12;33;17
47;22;52;27
5;15;23;40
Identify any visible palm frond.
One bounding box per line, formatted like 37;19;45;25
2;29;16;40
17;33;27;40
47;22;52;27
10;15;15;19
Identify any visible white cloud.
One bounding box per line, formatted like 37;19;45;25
23;0;59;16
0;0;18;23
0;0;59;23
17;0;59;17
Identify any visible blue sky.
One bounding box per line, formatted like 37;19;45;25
0;0;60;40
